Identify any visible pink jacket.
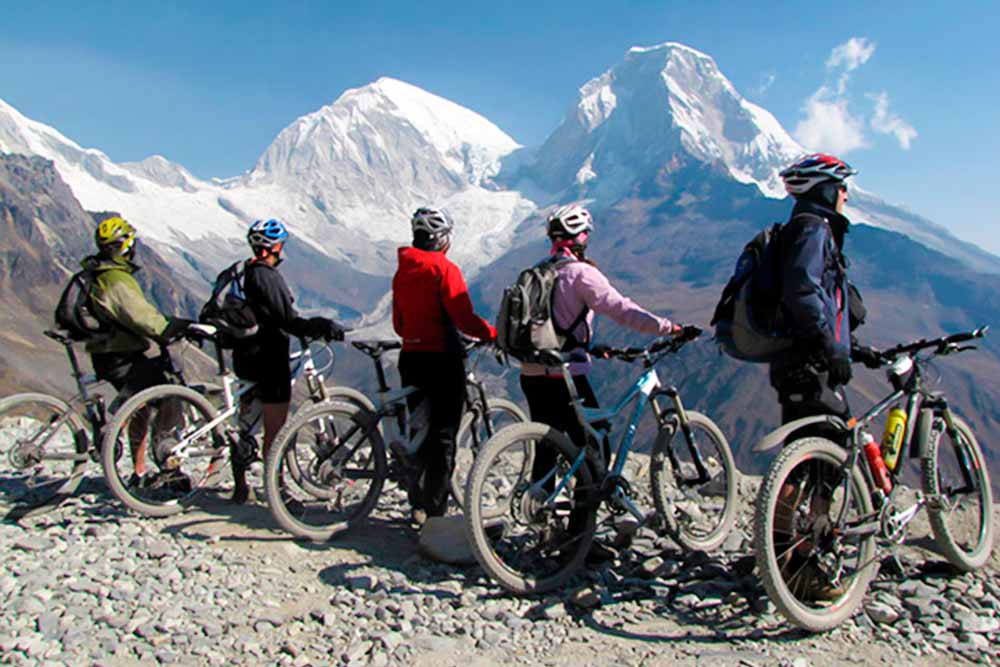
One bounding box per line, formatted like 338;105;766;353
521;258;675;377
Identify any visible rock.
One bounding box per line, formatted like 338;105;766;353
418;515;477;565
957;613;1000;634
13;536;52;552
865;601;900;625
145;539;175;560
346;574;379;592
568;587;601;610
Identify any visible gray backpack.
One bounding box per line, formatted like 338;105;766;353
495;257;588;362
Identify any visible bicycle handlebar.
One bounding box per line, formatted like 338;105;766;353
592;325;703;362
877;325;989;361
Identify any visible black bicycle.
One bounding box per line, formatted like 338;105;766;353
753;326;995;631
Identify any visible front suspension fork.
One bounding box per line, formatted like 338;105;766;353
651;387;710;484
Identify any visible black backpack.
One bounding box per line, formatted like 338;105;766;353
54;270;111;341
711;223;794;362
495;257;588;362
199;262;259;348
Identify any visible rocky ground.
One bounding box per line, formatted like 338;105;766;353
1;464;998;667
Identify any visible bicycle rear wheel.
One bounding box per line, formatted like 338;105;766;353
921;411;994;571
264;400;386;541
0;393;89;519
754;437;876;632
451;398;527;512
465;422;596;595
650;410;737;552
101;385;226;517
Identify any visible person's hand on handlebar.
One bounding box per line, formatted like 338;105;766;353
590;344;613;359
851;343;884;369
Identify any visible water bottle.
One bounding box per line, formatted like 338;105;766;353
862;431;892;494
880;407;907;472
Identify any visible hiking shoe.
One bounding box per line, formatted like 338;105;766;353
790;559;847;603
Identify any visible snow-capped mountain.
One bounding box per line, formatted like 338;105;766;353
512;42;1000;274
0;79;538;285
520;42;802;202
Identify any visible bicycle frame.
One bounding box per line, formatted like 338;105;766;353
158;339;331;460
542;349;709;507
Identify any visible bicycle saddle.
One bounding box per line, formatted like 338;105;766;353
351;340;403;357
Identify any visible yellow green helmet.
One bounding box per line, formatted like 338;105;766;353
95;216;137;255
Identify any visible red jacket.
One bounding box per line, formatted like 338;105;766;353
392;247;496;353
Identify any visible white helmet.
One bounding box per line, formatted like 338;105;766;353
411;207;454;237
547;204;593;240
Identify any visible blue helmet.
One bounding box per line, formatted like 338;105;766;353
248;219;289;250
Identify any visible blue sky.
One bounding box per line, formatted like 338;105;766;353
1;1;998;253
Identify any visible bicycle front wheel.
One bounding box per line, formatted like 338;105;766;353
101;385;225;517
465;422;596;595
754;437;876;632
451;398;528;512
650;410;738;552
264;400;386;541
0;393;89;518
921;411;994;571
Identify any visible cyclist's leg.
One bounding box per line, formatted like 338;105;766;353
233;387;263;503
416;354;465;517
93;351;152;476
520;373;597;488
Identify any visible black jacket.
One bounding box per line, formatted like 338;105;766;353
769;199;851;388
233;260;310;378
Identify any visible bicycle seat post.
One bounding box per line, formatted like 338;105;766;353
373;350;392;394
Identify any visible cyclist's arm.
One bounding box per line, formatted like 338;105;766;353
440;263;496;340
391;276;403;336
575;265;674;336
247;266;314;337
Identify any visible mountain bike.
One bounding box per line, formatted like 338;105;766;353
753;326;994;632
0;330;217;519
99;325;367;517
0;330;116;519
263;337;526;541
464;327;738;595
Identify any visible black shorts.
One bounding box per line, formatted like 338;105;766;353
91;352;169;412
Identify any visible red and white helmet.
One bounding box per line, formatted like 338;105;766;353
546;204;593;240
780;153;857;195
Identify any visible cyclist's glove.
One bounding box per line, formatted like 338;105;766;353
852;344;884;369
160;317;195;342
827;355;853;387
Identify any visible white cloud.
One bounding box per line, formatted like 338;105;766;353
793;37;916;154
827;37;876;72
794;88;868;154
868;92;918;149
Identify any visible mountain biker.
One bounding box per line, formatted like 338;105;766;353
230;219;347;504
770;153;871;432
770;154;880;599
84;215;193;486
520;204;683;560
391;207;496;526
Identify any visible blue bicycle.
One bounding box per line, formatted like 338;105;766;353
464;327;737;595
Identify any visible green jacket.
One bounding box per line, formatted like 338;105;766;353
82;255;169;356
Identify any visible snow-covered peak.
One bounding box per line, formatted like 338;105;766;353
529;43;804;199
250;77;519;189
122;155;199;193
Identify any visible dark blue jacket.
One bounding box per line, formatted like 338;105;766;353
770;199;850;385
